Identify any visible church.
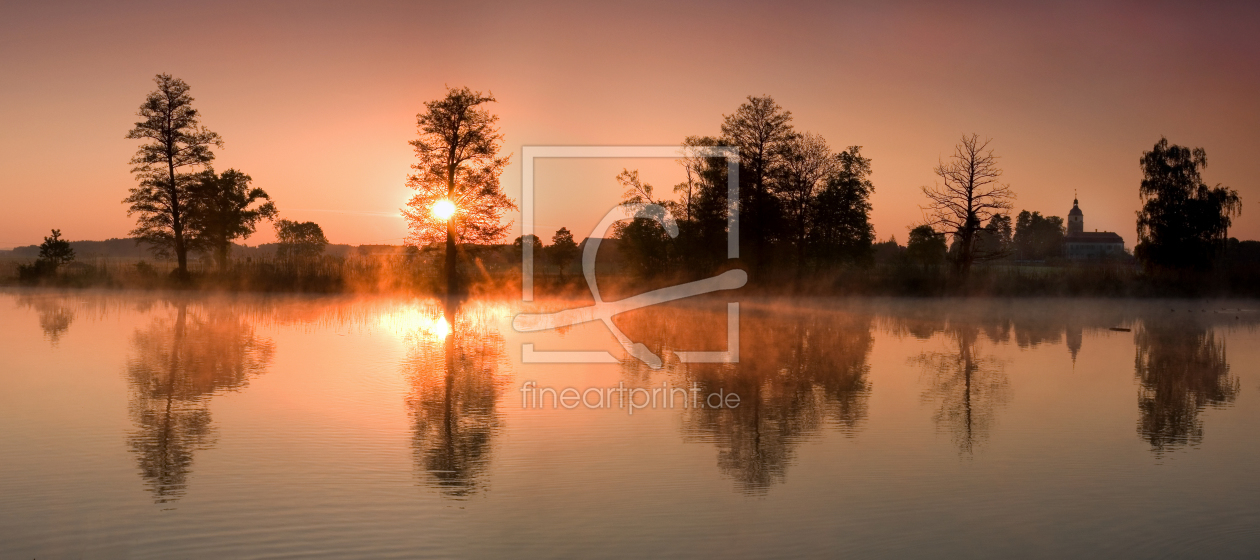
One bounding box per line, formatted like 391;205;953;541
1064;197;1126;260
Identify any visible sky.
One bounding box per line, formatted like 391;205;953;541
2;0;1258;249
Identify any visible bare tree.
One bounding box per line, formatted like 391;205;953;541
920;134;1014;276
615;168;658;205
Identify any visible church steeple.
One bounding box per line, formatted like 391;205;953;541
1068;194;1084;235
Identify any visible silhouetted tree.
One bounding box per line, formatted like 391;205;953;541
402;87;515;295
907;225;946;267
274;219;328;260
124;74;223;279
613;170;674;277
872;236;905;265
548;227;578;279
778;132;836;272
808;146;875;266
1012;210;1064;260
512;234;542;263
1135;138;1242;271
671;135;731;272
674;139;709;223
921;134;1015;276
19;229;77;280
721;96;795;269
186;169;276;271
38;229;75;269
974;214;1012;260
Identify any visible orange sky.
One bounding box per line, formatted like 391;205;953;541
2;0;1258;249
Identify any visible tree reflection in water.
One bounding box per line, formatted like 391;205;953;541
125;303;275;503
912;323;1008;454
401;299;507;499
18;294;76;345
1135;321;1237;453
619;302;874;494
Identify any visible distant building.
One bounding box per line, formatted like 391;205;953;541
1065;197;1125;260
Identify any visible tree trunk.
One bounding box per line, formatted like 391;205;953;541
796;200;807;282
216;244;229;273
445;220;458;296
168;154;188;280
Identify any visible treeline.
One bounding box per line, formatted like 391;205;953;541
17;75;336;284
10;76;1256;296
898;210;1073;267
520;96;878;282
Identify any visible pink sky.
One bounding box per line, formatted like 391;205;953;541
2;0;1258;249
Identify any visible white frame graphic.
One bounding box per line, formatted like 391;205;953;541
516;145;742;367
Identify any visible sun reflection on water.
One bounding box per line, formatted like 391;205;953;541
377;303;452;343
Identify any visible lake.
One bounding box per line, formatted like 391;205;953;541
2;289;1259;559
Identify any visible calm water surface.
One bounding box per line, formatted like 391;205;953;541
2;289;1259;559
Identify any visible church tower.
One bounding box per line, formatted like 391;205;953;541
1068;196;1083;235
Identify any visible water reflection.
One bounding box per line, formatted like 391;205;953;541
620;302;873;493
913;323;1008;454
1135;321;1238;452
125;303;275;503
17;294;76;345
10;288;1256;515
401;299;507;498
877;305;1011;454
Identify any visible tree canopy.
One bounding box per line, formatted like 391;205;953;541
274;220;328;260
402;87;515;247
609;96;876;279
1136;138;1242;270
1013;210;1064;261
907;225;947;267
548;227;579;279
402;86;515;294
186;169;276;271
124;74;223;277
38;229;75;268
721;96;795;269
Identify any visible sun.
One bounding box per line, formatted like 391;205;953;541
431;199;456;220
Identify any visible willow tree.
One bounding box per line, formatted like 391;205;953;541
124;74;223;279
1136;138;1242;271
920;134;1014;277
403;87;514;295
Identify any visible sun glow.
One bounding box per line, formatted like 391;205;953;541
431;199;456;220
376;300;514;345
378;305;451;343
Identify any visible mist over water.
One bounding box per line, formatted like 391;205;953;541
3;290;1260;558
